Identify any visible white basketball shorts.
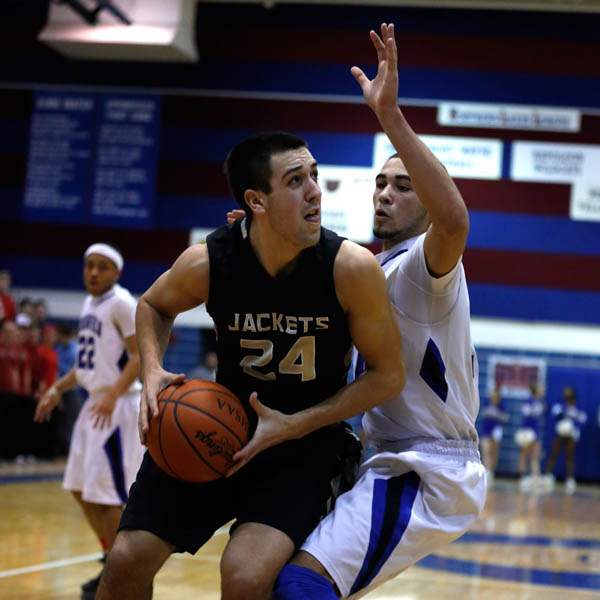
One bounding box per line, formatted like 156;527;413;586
302;439;486;599
63;389;144;506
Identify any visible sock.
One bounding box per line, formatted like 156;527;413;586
273;564;339;600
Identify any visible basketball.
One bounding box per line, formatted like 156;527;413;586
147;379;249;483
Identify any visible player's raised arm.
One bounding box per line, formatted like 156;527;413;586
136;243;209;442
353;23;469;276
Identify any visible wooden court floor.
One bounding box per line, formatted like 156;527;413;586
1;461;599;599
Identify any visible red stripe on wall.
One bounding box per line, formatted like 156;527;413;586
464;248;600;292
1;222;188;263
457;179;570;217
162;97;600;144
197;30;600;77
157;162;229;197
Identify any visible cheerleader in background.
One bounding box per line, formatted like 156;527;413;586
514;382;545;491
479;383;509;485
543;387;587;494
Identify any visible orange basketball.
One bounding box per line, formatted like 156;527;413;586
147;379;249;483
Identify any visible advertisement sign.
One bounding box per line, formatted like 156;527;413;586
373;133;502;180
438;103;580;133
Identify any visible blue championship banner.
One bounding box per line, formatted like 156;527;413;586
23;91;96;224
90;95;161;228
23;90;161;228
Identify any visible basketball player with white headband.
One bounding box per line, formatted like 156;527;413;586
35;242;144;600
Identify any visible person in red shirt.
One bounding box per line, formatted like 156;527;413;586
35;324;59;399
0;270;16;322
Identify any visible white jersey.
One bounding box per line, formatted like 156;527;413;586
76;284;141;395
361;233;479;443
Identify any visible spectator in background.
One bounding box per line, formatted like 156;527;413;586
479;383;509;486
189;350;218;382
55;323;81;454
0;320;31;460
543;387;587;494
18;298;34;321
514;382;545;492
0;270;16;322
33;298;48;328
35;324;59;399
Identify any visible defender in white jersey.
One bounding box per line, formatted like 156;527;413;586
272;24;486;599
35;243;144;599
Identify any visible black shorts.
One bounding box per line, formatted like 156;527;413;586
120;425;349;554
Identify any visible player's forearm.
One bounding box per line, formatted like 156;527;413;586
135;297;174;375
52;368;78;394
288;366;405;440
376;106;469;237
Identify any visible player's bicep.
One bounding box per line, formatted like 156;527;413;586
335;242;403;378
143;244;209;317
423;219;468;278
349;269;403;377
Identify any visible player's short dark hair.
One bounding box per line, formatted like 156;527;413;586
224;132;307;216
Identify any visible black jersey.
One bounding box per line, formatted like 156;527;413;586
206;219;352;429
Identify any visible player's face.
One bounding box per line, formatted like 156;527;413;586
373;157;429;246
83;254;120;296
262;147;321;249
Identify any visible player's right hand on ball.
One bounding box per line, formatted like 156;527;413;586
139;367;186;445
33;386;61;423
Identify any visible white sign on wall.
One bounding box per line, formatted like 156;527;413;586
570;180;600;222
373;133;503;180
319;165;375;243
438;103;581;133
511;141;600;183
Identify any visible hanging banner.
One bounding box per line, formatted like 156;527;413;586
23;91;96;223
23;89;161;228
90;95;161;227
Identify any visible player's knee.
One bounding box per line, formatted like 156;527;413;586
273;564;339;599
221;566;270;600
102;534;153;587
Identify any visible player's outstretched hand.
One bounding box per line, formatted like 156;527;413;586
138;367;186;445
351;23;399;117
226;392;298;477
33;386;61;423
226;209;246;225
90;389;118;430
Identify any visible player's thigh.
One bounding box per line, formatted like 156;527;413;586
120;452;235;554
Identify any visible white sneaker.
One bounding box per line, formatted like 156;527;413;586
542;474;555;491
565;478;577;495
519;475;533;491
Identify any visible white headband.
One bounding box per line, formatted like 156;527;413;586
84;243;124;271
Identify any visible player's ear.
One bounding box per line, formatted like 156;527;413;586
244;189;266;215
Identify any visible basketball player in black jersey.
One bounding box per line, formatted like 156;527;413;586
97;133;404;600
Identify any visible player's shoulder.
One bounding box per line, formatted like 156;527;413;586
109;284;137;310
335;239;380;273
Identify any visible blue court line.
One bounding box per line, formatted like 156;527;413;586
0;473;63;485
459;531;600;550
417;554;600;590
